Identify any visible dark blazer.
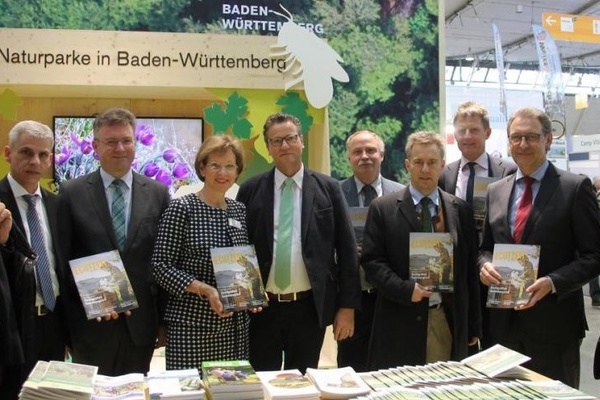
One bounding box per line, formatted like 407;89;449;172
57;170;170;348
339;177;405;207
362;187;481;369
0;177;66;363
0;250;23;367
438;154;517;194
479;163;600;343
237;168;361;328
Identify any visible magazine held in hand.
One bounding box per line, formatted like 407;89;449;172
409;232;454;292
69;250;138;319
210;245;268;312
486;244;540;308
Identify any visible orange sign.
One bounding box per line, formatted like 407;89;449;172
542;12;600;44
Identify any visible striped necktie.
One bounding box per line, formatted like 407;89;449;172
24;194;56;311
111;179;127;252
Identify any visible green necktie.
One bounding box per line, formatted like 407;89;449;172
420;197;433;233
111;179;127;252
275;178;294;291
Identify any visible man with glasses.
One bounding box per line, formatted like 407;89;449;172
237;112;360;373
438;102;516;352
57;108;170;375
337;130;404;372
362;131;480;370
479;107;600;388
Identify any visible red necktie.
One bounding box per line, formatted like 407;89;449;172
513;176;534;244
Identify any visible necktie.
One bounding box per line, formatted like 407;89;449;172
465;162;476;205
275;178;294;291
111;179;127;252
24;194;55;311
420;197;434;233
513;176;534;244
362;185;377;207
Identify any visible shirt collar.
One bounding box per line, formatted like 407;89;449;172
274;165;304;190
516;160;549;182
408;184;440;206
99;168;133;190
7;173;42;198
353;175;382;195
460;152;488;172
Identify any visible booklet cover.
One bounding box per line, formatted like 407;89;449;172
305;367;370;399
487;244;540;308
147;368;205;399
461;344;531;378
472;176;499;228
201;360;262;394
92;373;145;399
210;245;268;312
31;361;98;400
348;207;368;245
409;232;454;292
256;369;320;400
69;250;138;319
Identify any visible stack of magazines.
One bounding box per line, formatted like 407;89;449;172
256;369;320;400
19;360;97;400
92;373;145;399
201;360;262;400
147;369;205;399
305;367;370;399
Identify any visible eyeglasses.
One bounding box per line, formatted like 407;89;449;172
508;134;543;144
267;134;300;147
206;162;237;172
95;138;135;148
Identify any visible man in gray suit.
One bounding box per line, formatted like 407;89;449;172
439;101;516;203
338;130;403;371
58;108;170;375
479;107;600;388
439;102;516;351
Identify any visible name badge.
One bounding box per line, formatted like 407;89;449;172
229;218;242;229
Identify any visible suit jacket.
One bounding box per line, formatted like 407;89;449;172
237;168;361;328
0;177;66;363
438;154;517;194
362;188;481;369
339;176;405;207
0;249;23;367
57;170;170;348
479;163;600;343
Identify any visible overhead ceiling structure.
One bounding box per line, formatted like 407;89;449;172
445;0;600;92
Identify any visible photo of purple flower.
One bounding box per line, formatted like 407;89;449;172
54;117;203;197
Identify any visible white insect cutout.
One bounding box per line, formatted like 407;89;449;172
270;4;349;109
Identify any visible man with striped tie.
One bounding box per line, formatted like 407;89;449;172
0;120;66;398
57;108;170;376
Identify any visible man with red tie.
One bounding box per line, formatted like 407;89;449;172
478;107;600;388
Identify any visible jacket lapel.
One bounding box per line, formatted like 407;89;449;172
87;171;119;250
301;170;315;247
521;164;559;243
397;188;420;232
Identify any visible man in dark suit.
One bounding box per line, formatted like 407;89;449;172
0;121;66;391
58;108;170;376
438;102;516;351
479;107;600;388
0;201;25;400
237;113;360;373
337;130;404;372
362;131;481;370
